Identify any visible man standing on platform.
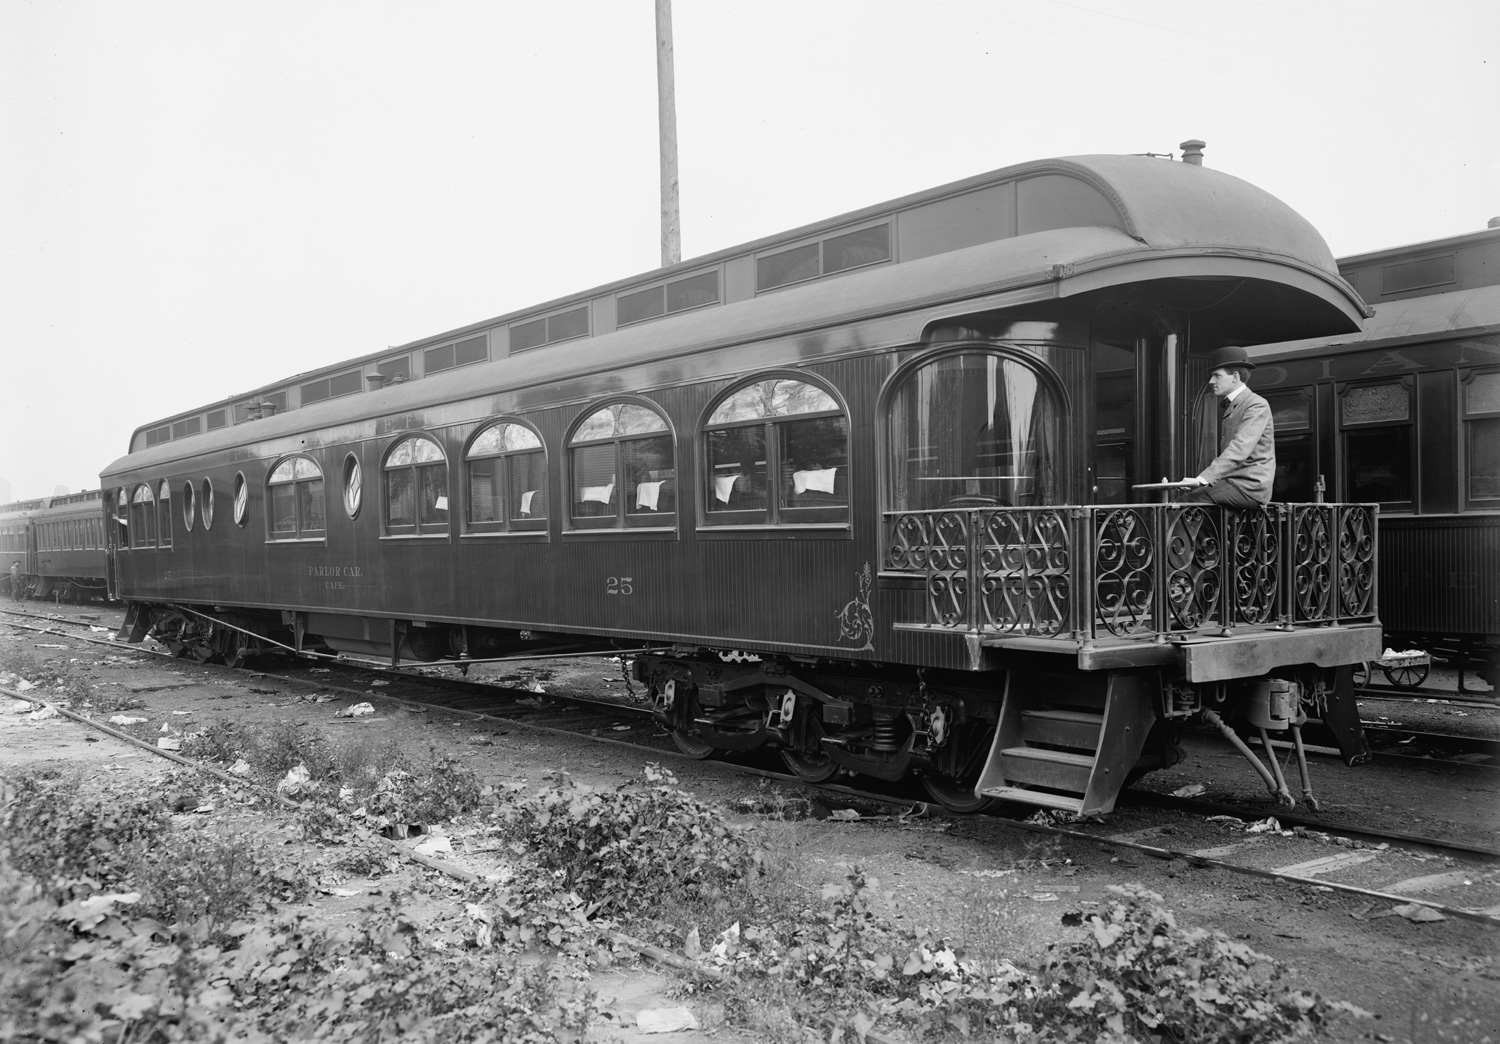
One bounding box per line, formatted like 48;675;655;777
1177;345;1275;507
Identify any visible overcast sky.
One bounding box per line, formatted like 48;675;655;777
2;0;1496;500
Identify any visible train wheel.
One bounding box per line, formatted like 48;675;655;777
780;749;839;783
1381;662;1429;689
671;728;719;759
189;642;216;664
222;630;252;670
920;774;996;814
1351;661;1370;687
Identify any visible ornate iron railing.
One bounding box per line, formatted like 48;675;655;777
884;503;1377;640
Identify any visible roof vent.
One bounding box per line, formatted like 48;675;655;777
1489;216;1500;229
1179;139;1206;166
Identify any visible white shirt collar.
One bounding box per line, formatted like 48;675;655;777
1225;383;1249;404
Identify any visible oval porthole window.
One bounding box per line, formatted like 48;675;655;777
182;481;196;531
233;472;249;527
343;454;363;519
201;479;215;530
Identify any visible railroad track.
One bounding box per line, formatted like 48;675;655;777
7;609;1499;907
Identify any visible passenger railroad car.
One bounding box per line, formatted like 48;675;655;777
102;149;1382;813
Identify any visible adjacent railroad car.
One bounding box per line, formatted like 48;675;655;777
0;491;110;602
1249;221;1500;693
102;150;1382;814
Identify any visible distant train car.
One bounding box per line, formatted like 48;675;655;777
0;499;45;598
33;490;111;601
1248;221;1500;692
0;491;111;602
102;149;1381;814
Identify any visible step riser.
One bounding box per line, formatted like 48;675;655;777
998;754;1092;792
1020;718;1102;748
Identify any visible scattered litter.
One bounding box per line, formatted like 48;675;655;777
277;764;311;795
309;668;331;673
159;724;170;733
15;679;35;693
1247;817;1287;835
108;715;148;726
829;808;860;821
1206;815;1243;824
6;699;32;714
637;1008;699;1034
35;643;68;649
89;626;110;633
27;705;59;721
959;868;1018;879
191;802;215;814
228;758;252;776
412;834;453;857
329;887;363;898
611;724;632;731
523;680;546;693
171;710;191;715
466;903;493;948
1392;903;1447;923
156;737;182;751
369;680;389;687
1028;893;1061;902
336;702;375;718
1171;783;1207;798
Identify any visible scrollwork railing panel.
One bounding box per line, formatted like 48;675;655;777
1229;507;1280;625
1337;505;1376;618
1163;505;1222;630
977;509;1071;636
1291;505;1334;622
1093;507;1157;636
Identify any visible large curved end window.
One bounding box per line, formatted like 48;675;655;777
343;454;363;519
705;377;848;524
887;351;1062;510
467;422;546;532
130;484;157;547
268;456;326;539
568;403;674;529
157;481;173;548
201;479;215;530
384;435;448;535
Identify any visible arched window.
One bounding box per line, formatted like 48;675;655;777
384;435;448;535
268;456;326;539
705;377;848;524
466;421;546;532
130;484;157;547
568;403;674;528
887;350;1062;510
157;481;173;548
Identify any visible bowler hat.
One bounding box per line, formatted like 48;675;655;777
1206;345;1256;372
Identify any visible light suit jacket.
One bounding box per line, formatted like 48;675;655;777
1198;389;1276;503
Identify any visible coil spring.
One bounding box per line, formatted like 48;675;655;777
872;717;902;751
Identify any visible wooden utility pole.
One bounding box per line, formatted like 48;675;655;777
655;0;681;267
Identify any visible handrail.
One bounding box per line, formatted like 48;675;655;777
883;502;1378;641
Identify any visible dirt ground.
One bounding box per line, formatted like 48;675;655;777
3;607;1498;1043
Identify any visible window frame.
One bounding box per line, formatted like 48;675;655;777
566;400;677;533
182;480;196;532
1265;386;1317;503
1462;366;1500;505
129;483;157;548
266;454;327;542
343;453;363;520
382;434;450;538
879;344;1069;516
700;374;850;529
201;479;215;531
1337;377;1415;511
157;481;173;548
232;472;250;527
463;419;549;536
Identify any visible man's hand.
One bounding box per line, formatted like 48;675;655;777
1180;476;1208;487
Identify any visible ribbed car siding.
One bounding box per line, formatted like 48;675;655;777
1380;514;1500;639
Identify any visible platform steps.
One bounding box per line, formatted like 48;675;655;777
976;669;1158;816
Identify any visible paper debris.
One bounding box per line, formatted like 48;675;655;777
228;758;252;776
277;764;311;794
108;715;148;726
157;737;182;751
7;699;33;714
829;808;860;821
27;706;59;721
637;1007;700;1033
1392;903;1446;923
1171;783;1207;798
337;702;375;718
412;834;453;856
15;679;35;693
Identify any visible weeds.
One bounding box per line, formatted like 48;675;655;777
495;764;765;918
